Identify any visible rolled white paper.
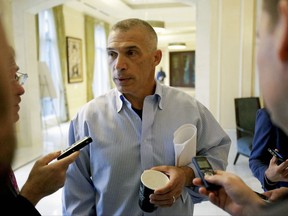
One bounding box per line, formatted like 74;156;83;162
173;124;197;166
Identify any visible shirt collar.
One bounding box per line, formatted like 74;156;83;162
154;81;163;110
115;82;164;112
115;90;124;113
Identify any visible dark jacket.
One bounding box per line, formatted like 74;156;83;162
1;174;41;215
249;108;288;191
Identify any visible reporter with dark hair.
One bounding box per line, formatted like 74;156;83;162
193;0;288;215
249;108;288;191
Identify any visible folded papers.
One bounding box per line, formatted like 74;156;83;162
173;124;197;166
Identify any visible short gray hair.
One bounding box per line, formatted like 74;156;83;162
110;18;158;50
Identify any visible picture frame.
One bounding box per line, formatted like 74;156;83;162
169;51;195;88
66;37;83;83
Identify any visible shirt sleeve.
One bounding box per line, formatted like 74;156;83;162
186;101;232;202
2;177;41;215
15;195;41;216
249;108;278;191
62;118;96;215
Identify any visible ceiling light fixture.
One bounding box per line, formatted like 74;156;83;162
147;20;165;33
168;42;187;50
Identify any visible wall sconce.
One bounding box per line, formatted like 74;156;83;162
168;42;187;50
147;20;165;33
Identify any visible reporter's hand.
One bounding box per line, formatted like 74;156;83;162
265;156;288;183
149;166;193;207
193;170;265;216
263;187;288;202
20;150;80;205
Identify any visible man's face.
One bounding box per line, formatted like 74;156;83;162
0;26;16;180
257;7;288;134
107;27;161;101
9;55;25;122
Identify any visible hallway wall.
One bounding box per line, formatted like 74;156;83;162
195;0;259;129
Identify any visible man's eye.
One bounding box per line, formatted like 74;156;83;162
127;50;136;56
108;52;117;58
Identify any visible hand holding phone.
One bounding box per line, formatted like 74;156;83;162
268;148;285;165
254;191;270;202
192;156;220;191
57;136;92;160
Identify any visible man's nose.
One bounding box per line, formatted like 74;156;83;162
115;55;127;70
15;82;25;96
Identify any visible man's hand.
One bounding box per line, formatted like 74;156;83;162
149;165;194;207
193;170;266;216
263;187;288;202
20;150;80;205
265;157;288;183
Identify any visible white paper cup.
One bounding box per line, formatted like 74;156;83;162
138;170;169;212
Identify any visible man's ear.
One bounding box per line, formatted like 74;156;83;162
153;49;162;66
278;0;288;62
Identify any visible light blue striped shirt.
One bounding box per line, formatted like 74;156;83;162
62;82;231;216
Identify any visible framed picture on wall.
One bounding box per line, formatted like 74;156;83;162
66;37;83;83
169;51;195;88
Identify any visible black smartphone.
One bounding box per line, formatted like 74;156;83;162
57;136;93;160
268;148;285;165
192;156;220;190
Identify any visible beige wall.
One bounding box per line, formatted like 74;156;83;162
0;0;14;45
63;6;88;119
196;0;258;129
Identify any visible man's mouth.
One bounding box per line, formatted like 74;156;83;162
116;77;131;82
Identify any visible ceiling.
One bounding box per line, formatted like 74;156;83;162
64;0;196;48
